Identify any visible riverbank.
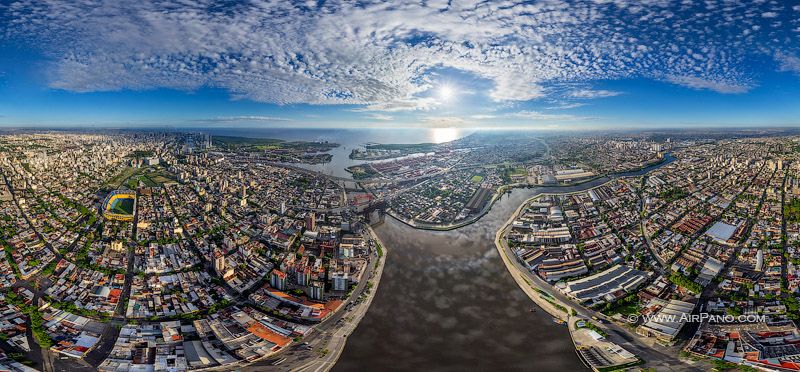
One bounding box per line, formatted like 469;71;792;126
334;187;588;371
493;183;707;371
384;184;510;232
494;195;576;321
289;225;388;372
389;152;677;232
391;175;618;232
494;193;643;372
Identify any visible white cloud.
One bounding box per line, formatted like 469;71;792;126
190;116;293;124
487;76;545;102
569;89;623;99
666;75;751;94
776;52;800;75
547;102;587;110
351;97;441;112
471;110;593;122
4;0;797;109
507;111;592;121
470;114;498;120
365;113;393;121
420;116;468;127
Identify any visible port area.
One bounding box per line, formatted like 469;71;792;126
569;318;642;371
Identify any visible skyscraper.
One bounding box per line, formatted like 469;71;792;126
305;212;316;231
213;249;225;276
270;270;287;291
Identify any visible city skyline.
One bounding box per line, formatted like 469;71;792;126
1;1;800;129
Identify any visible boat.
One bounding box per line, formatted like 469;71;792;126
552;318;566;325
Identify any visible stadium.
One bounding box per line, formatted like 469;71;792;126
102;190;136;221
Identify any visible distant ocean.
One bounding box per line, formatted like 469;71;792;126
198;127;471;146
151;126;557;178
192;127;475;178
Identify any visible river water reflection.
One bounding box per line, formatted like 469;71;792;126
334;187;586;371
334;155;675;371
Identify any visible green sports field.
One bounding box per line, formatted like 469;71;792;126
110;198;135;215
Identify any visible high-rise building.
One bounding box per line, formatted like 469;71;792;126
270;270;287;291
213;249;225;275
309;281;325;301
305;212;316;231
297;267;311;286
332;272;349;291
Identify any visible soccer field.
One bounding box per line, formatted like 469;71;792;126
110;197;135;215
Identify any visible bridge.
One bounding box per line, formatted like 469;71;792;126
357;199;387;225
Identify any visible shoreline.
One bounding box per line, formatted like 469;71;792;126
324;225;388;369
289;225;388;372
494;192;622;372
492;177;702;371
493;194;576;322
390;177;617;232
387;152;674;232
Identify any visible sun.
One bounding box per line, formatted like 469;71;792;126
438;85;455;101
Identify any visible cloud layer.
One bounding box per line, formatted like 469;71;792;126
3;0;799;110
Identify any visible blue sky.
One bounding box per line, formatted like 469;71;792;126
1;0;800;129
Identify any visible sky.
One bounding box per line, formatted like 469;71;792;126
1;0;800;130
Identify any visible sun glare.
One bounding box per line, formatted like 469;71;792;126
431;127;459;143
438;85;454;101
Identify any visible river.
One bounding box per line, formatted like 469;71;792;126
332;186;587;371
332;153;676;371
198;127;474;179
194;128;674;371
